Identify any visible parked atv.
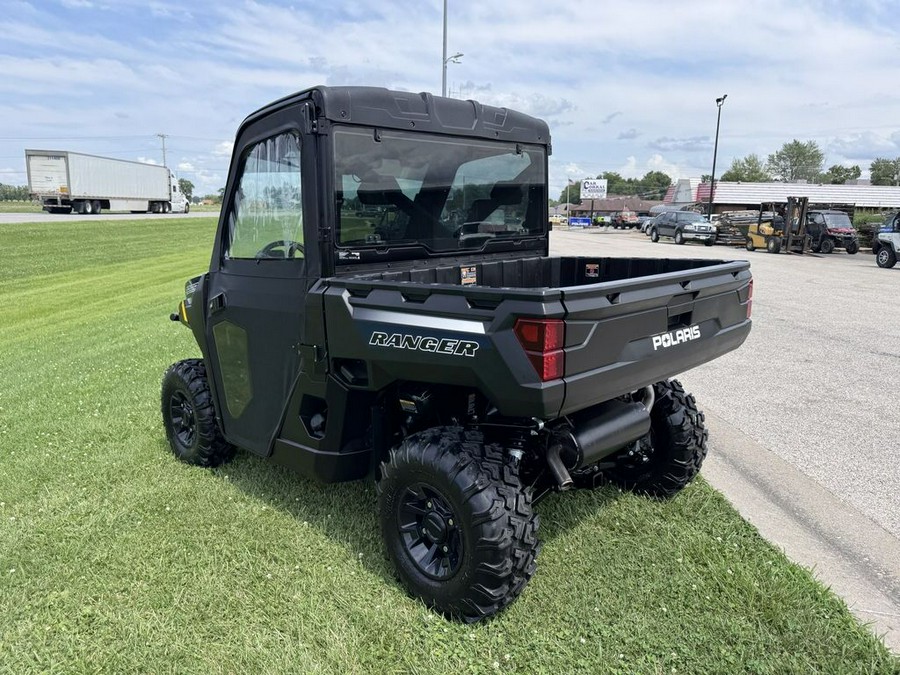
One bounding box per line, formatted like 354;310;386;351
805;209;859;254
874;212;900;268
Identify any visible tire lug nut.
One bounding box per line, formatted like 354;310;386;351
442;546;448;552
448;519;454;526
427;501;432;508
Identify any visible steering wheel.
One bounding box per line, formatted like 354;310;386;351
256;240;305;259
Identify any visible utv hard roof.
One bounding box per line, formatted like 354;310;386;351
239;85;551;147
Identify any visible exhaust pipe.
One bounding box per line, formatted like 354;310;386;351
546;442;574;490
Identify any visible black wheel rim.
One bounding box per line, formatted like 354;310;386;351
169;391;196;449
397;483;463;580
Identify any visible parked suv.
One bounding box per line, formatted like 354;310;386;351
649;211;716;246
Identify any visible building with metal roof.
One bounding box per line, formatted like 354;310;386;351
570;197;663;216
667;179;900;212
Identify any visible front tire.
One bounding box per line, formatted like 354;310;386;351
819;238;835;254
377;427;539;622
161;359;235;467
650;228;659;243
602;379;708;499
766;236;782;254
674;230;685;245
877;247;897;268
846;241;859;255
184;203;190;214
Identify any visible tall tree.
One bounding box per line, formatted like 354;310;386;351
819;164;861;184
638;171;672;199
869;157;900;186
600;171;632;196
720;154;772;182
178;178;194;200
766;140;824;182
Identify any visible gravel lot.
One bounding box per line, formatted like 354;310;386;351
551;227;900;538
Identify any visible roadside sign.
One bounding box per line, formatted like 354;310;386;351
581;179;608;199
569;217;591;228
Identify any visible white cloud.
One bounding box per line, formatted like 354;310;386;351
177;161;195;171
2;0;900;197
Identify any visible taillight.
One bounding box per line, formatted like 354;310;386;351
747;279;753;318
514;318;565;381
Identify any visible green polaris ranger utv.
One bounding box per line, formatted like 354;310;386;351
161;86;752;622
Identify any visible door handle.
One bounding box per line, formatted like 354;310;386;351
208;293;226;314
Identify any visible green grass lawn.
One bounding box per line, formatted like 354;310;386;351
0;200;43;213
0;217;896;673
0;200;221;214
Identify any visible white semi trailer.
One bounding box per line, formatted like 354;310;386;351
25;150;190;215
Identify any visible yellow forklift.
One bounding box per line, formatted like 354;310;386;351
745;196;810;254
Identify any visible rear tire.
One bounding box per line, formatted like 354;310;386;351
876;247;897;268
161;359;235;467
745;238;756;252
820;238;835;254
91;200;102;215
377;427;539;622
82;200;93;215
603;379;708;499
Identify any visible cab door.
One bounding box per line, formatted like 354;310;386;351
659;213;676;237
203;107;312;456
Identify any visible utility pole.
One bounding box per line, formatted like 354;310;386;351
157;133;168;167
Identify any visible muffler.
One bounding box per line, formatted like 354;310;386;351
543;387;654;489
570;399;651;468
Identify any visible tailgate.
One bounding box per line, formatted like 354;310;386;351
559;260;751;415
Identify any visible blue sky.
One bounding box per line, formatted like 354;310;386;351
2;0;900;198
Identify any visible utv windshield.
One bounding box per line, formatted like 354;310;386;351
333;127;546;253
823;213;853;229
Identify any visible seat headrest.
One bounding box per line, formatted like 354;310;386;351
490;183;523;206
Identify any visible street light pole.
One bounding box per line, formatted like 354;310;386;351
442;0;448;97
441;0;463;96
707;94;727;218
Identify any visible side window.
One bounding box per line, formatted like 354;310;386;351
226;132;303;260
